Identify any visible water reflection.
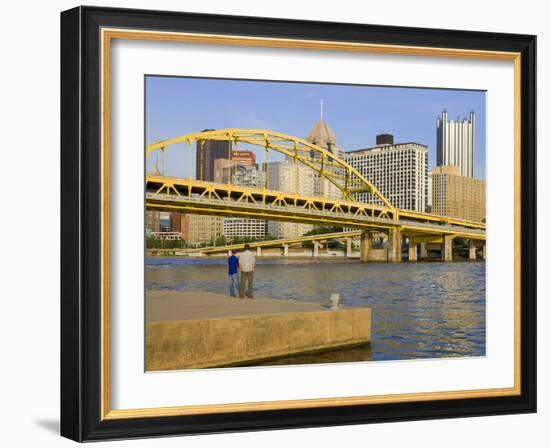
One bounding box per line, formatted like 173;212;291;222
146;258;486;362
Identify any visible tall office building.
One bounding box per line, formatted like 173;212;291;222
222;164;268;240
193;138;260;244
213;151;257;184
305;118;343;199
266;161;315;238
195;131;231;181
223;218;268;240
159;212;171;232
436;110;475;178
427;172;433;212
306;118;338;155
145;210;160;234
170;212;190;241
223;164;266;187
231;150;256;166
213;158;234;183
186;214;224;246
432;165;485;222
344;135;428;212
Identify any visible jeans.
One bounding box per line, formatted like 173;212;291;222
228;273;240;297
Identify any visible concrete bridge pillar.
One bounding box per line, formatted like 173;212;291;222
282;244;289;257
387;229;402;262
482;244;486;260
346;238;353;258
443;235;453;262
419;243;428;260
313;241;322;257
469;240;477;260
256;246;262;257
408;243;418;262
360;232;372;262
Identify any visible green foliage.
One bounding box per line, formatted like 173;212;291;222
146;237;185;249
302;226;342;237
224;234;276;245
213;235;227;246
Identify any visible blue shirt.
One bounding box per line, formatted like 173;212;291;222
228;255;239;275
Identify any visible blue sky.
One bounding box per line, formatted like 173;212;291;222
146;76;486;179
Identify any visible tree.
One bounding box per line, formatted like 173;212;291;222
302;226;342;237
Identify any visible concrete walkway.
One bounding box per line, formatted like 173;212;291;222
146;290;330;322
146;289;371;370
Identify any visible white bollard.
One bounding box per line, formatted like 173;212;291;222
330;293;340;310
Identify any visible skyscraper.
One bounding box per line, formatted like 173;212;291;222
186;215;224;246
344;135;428;212
306;118;338;155
145;210;160;234
305;113;343;199
222;164;268;240
231;150;256;166
432;165;485;222
195;131;231;181
436;110;475;177
266;161;315;238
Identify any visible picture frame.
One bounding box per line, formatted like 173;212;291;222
60;5;536;441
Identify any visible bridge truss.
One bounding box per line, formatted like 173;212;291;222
145;129;486;241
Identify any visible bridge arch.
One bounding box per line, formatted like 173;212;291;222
146;128;395;212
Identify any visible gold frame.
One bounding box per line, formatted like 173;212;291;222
100;28;522;421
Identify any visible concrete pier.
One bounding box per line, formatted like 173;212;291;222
443;235;453;261
469;240;477;260
408;243;418;261
346;238;353;258
387;229;402;262
282;244;289;257
359;231;372;262
420;243;428;260
146;291;371;371
313;241;322;257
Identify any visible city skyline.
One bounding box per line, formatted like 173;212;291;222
146;76;486;180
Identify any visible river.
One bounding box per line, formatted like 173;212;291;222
145;257;485;364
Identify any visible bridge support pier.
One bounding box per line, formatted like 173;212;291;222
282;244;289;257
443;235;453;262
419;243;428;260
482;244;486;260
469;240;477;260
360;232;372;262
346;238;353;258
387;229;402;262
256;247;262;257
408;243;418;262
313;242;322;257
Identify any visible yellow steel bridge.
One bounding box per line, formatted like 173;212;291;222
145;129;486;243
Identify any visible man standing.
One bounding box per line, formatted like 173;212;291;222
227;251;240;298
238;244;256;299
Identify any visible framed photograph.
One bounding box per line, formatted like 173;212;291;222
60;6;536;441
